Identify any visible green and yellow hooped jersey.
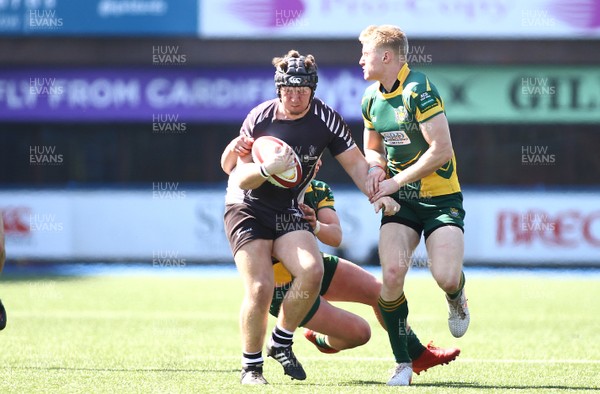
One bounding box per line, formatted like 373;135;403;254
361;64;461;198
273;179;335;286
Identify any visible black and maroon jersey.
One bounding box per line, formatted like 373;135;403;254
225;97;356;212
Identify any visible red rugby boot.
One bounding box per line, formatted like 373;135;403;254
412;341;460;375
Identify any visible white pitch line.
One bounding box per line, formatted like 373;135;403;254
196;355;600;364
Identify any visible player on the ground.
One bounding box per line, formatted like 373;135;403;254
223;50;398;385
0;214;7;330
223;139;460;378
359;25;470;385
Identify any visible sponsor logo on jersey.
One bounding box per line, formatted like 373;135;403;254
300;145;319;163
381;130;412;146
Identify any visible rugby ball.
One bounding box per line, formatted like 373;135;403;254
251;136;302;188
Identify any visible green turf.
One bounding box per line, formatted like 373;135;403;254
0;270;598;393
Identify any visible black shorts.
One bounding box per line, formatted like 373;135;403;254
224;203;313;256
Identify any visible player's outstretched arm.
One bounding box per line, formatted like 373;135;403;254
334;146;370;196
363;128;387;198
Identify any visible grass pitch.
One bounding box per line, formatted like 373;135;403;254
0;267;598;393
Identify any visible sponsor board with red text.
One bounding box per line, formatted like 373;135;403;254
1;189;598;265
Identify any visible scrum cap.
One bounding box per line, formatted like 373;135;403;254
274;55;318;90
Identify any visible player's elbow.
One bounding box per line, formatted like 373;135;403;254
434;143;454;165
330;230;343;248
238;179;257;190
327;235;342;248
221;162;233;175
319;225;342;247
235;175;253;190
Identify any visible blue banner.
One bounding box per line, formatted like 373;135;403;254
0;66;368;122
0;0;198;36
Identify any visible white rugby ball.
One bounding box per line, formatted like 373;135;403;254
251;136;302;188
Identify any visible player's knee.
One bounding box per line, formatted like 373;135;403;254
355;322;371;346
347;318;371;348
296;260;324;291
248;279;273;304
435;275;461;293
381;266;406;290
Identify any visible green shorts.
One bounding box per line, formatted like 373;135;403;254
382;192;465;239
269;253;339;326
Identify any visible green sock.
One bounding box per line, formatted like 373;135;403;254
406;325;426;360
447;271;466;300
378;294;410;363
315;334;334;350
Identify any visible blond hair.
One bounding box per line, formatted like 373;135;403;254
359;25;409;62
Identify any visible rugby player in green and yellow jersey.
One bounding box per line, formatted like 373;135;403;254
359;25;470;386
222;137;461;382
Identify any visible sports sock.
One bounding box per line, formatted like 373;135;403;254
378;293;410;363
406;325;426;360
270;325;294;348
242;351;263;369
314;333;335;351
447;271;466;300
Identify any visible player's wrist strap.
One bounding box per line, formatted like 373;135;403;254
368;164;385;174
259;164;270;179
313;221;321;235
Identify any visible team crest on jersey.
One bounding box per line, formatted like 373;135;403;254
449;207;460;218
394;106;412;123
381;130;411;146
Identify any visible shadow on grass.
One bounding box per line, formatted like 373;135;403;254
323;380;598;391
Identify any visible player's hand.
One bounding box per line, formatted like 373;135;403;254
233;136;254;157
299;203;317;229
366;165;386;199
373;196;400;216
369;178;400;203
263;145;296;175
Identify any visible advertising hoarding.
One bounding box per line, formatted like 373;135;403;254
1;66;599;123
